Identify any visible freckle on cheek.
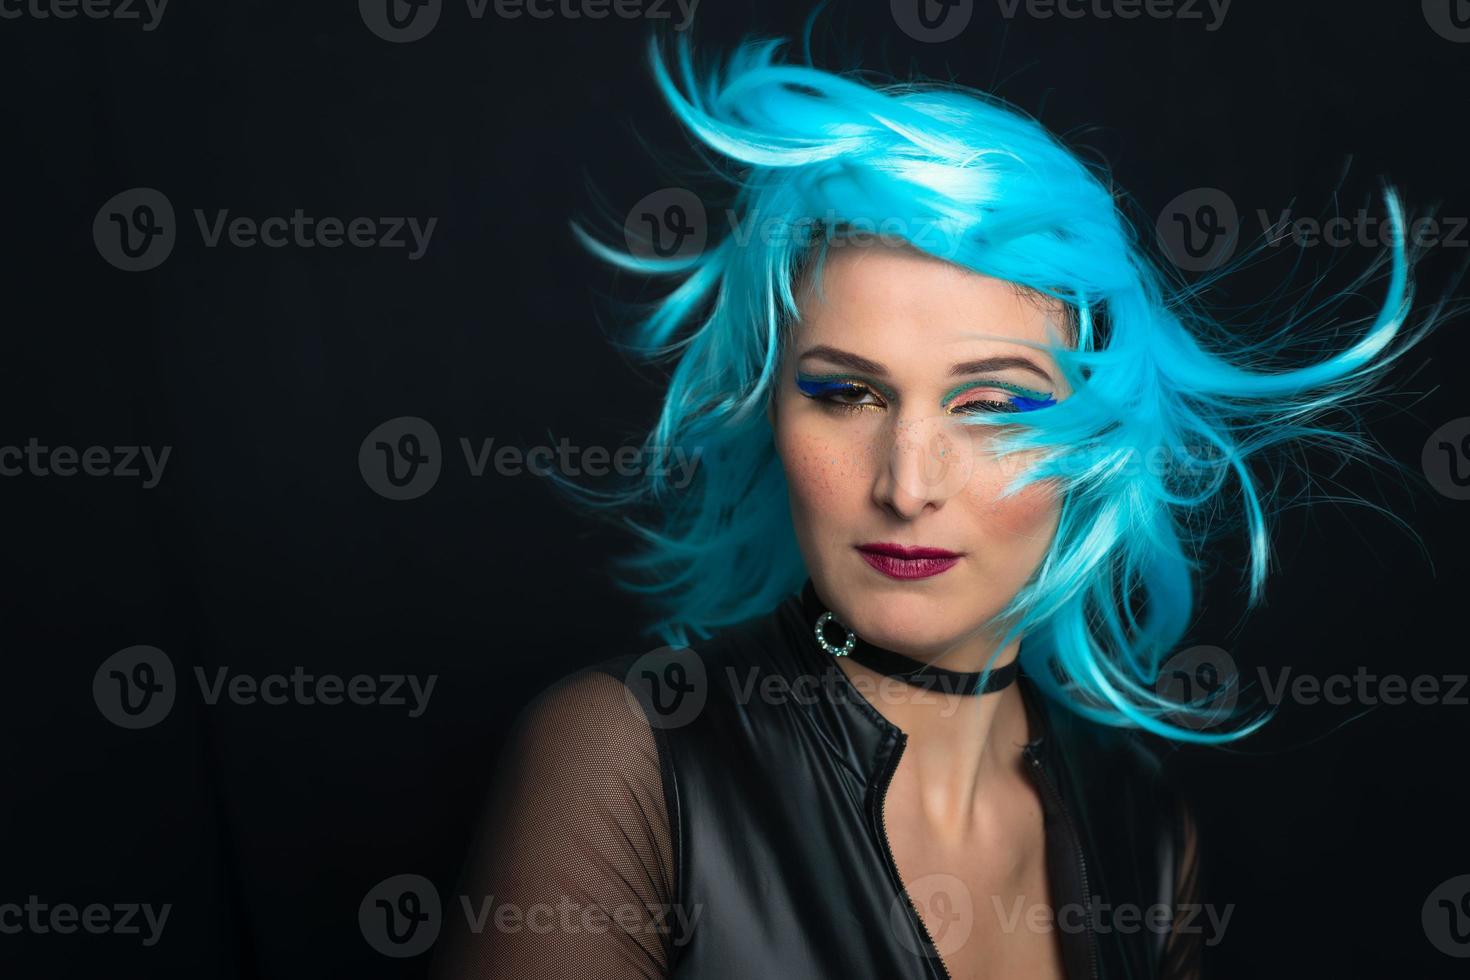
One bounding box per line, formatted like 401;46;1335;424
787;437;862;503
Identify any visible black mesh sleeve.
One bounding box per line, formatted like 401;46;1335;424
434;668;676;980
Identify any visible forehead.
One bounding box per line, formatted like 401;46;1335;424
794;242;1068;359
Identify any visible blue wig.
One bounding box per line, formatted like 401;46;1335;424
571;36;1436;742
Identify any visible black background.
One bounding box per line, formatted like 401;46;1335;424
2;1;1468;977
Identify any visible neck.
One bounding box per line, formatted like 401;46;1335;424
836;630;1032;833
799;579;1036;829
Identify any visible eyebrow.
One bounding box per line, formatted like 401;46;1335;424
798;345;1055;386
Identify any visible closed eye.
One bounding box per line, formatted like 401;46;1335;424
945;380;1056;415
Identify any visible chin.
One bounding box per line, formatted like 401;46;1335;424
833;574;982;657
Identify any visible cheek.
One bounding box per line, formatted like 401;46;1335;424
962;452;1062;548
774;409;876;518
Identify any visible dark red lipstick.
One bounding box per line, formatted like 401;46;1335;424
855;543;962;580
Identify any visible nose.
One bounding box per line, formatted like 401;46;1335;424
870;414;973;520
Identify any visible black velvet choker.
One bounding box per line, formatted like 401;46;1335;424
798;580;1019;696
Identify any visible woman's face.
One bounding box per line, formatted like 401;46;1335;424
770;242;1072;660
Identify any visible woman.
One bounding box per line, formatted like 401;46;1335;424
438;34;1429;980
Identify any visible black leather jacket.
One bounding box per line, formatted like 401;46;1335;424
441;589;1203;980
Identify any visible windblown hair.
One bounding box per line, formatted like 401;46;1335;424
573;36;1433;742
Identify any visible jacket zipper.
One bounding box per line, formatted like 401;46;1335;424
873;732;953;980
1025;748;1100;980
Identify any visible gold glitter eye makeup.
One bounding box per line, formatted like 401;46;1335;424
795;373;891;414
943;379;1056;415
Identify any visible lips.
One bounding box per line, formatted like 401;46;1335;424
855;543;962;580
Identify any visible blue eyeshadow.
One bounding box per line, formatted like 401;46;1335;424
1008;394;1056;411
